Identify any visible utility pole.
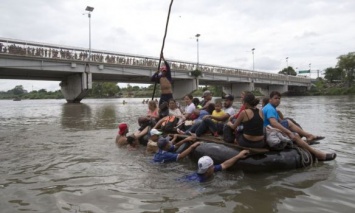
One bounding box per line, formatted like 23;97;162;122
252;48;255;71
195;34;200;70
286;57;289;75
85;6;94;61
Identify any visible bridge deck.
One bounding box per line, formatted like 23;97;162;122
0;37;311;86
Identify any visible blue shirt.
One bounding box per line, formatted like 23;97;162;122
262;103;279;127
153;145;178;163
179;165;223;182
196;110;209;122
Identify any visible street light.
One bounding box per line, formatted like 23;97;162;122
195;33;200;70
309;63;312;78
286;57;289;75
85;6;94;61
286;57;289;67
251;48;255;71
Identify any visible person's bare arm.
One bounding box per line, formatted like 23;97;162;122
227;115;234;122
169;134;178;144
174;136;196;147
177;142;201;160
210;112;229;122
269;117;294;140
277;110;284;120
221;150;249;170
152;117;166;129
228;111;245;130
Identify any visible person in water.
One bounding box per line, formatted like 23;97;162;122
146;129;164;154
153;136;200;163
183;150;249;182
115;123;135;148
115;123;128;147
263;91;336;161
151;52;173;107
227;92;265;148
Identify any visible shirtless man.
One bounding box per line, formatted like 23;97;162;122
151;53;173;107
115;123;129;147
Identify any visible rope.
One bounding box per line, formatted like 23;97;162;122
293;146;314;167
152;0;174;100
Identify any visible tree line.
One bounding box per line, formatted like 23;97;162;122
0;85;64;99
276;52;355;95
278;52;355;88
0;83;223;100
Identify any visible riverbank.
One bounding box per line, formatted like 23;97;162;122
2;81;354;100
308;80;355;96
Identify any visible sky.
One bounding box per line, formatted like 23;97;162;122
1;0;355;92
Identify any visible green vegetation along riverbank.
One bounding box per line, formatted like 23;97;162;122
1;81;355;101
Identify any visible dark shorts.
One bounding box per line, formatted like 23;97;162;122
159;93;173;107
280;119;289;129
237;134;265;148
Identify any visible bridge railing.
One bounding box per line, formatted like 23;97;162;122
0;37;310;84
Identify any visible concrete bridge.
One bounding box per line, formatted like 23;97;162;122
0;37;311;103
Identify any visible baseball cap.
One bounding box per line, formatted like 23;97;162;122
157;137;169;149
202;90;211;98
224;94;234;101
150;129;162;136
118;123;128;135
197;156;214;174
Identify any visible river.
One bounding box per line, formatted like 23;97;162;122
0;96;354;213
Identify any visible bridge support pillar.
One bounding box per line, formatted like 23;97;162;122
267;84;288;95
173;78;198;99
60;72;92;103
222;82;254;97
256;86;269;97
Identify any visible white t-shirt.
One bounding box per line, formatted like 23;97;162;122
169;108;183;118
224;106;236;117
185;103;196;114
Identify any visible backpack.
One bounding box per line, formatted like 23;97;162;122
161;116;179;133
265;125;293;150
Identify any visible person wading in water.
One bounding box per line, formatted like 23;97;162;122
151;52;173;107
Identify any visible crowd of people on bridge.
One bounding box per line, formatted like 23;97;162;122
0;40;304;81
114;56;336;182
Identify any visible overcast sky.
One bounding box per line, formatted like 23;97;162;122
1;0;354;92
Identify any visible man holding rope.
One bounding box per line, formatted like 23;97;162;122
151;53;173;107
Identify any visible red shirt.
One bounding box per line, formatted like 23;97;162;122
234;104;246;118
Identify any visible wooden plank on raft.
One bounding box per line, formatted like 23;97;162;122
175;134;270;154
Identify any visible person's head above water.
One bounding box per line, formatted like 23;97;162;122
118;123;128;135
197;156;214;174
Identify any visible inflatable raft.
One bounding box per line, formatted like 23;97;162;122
190;142;315;172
